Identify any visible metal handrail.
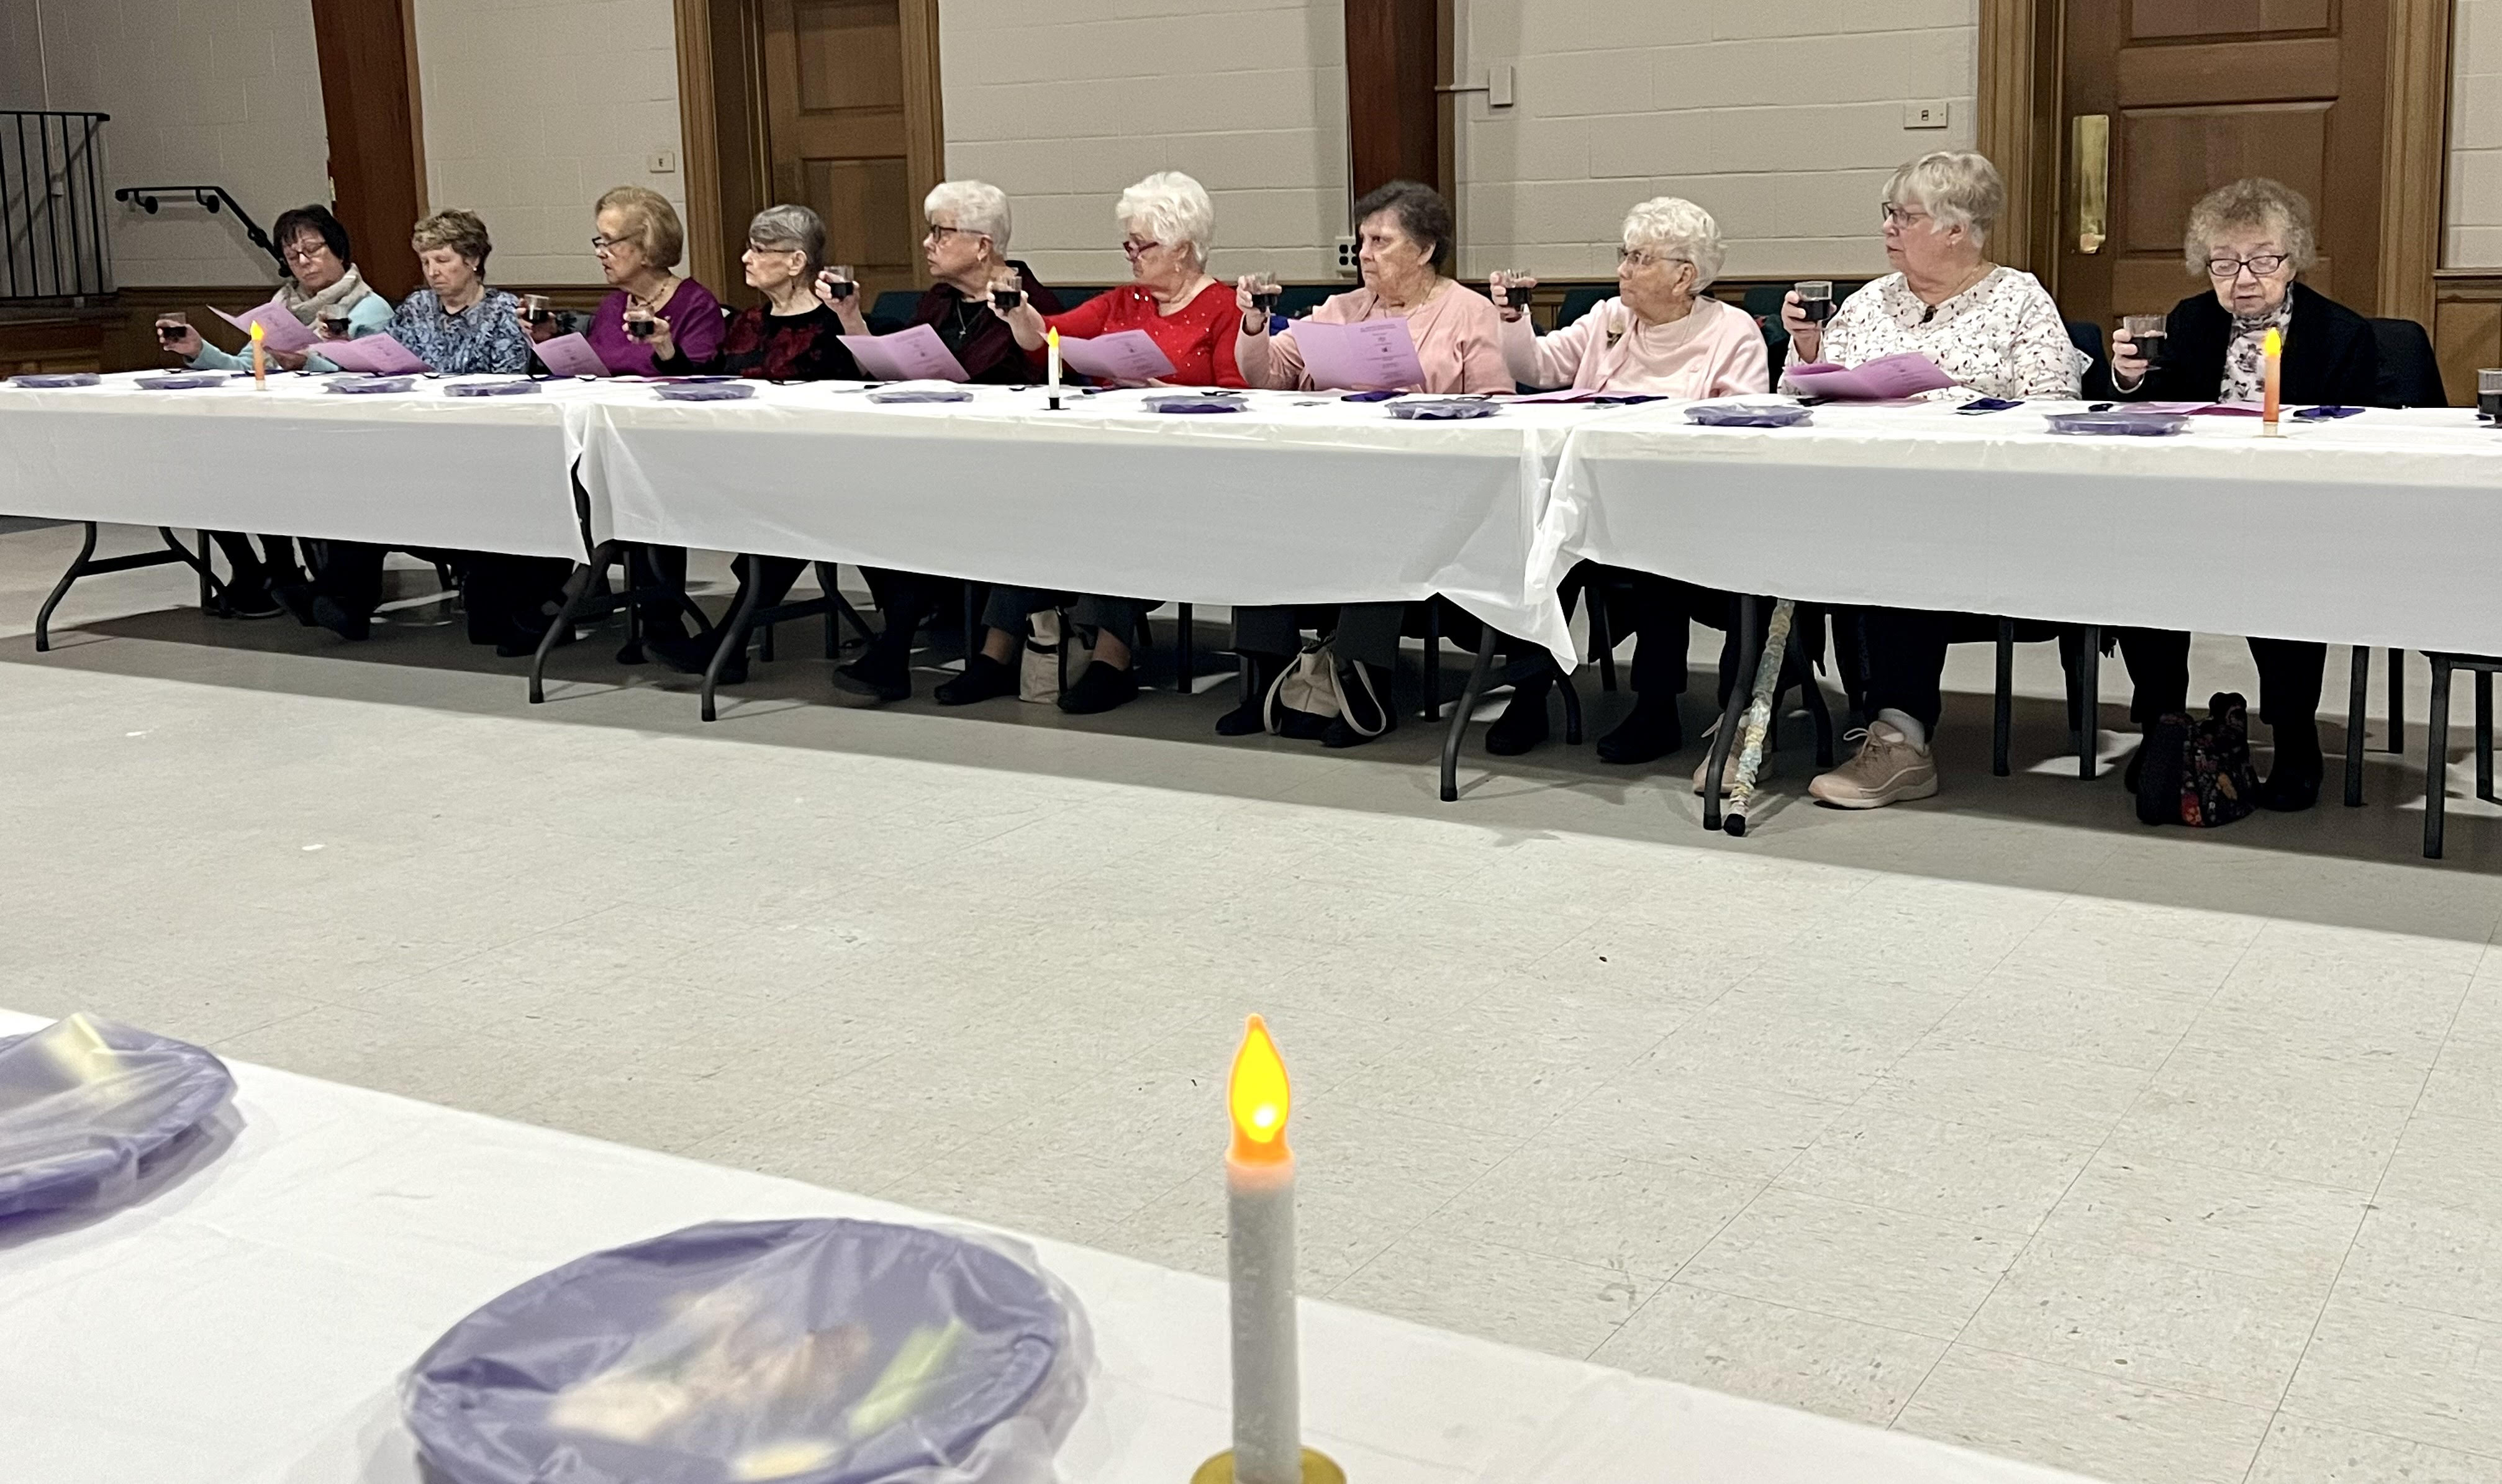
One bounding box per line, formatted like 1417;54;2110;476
1;109;112;304
112;184;282;268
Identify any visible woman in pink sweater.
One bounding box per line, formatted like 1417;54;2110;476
1487;197;1775;767
1221;180;1508;747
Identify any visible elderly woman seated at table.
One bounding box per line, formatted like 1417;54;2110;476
836;181;1065;704
1484;196;1770;762
1780;150;2085;810
2105;177;2379;813
158;204;393;618
635;204;866;683
1217;178;1510;748
287;210;543;649
933;170;1250;716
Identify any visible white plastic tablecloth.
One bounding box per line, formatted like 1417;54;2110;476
1552;401;2502;654
580;383;1593;659
0;373;592;561
0;1008;2103;1484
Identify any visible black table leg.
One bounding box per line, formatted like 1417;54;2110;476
1176;602;1195;693
529;543;615;705
700;562;773;723
2426;656;2453;859
2078;626;2101;780
1992;618;2015;777
2344;645;2369;807
1438;627;1500;803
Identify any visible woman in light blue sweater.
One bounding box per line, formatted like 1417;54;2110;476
156;204;394;615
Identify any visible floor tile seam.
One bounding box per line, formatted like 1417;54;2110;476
1315;1131;1568;1305
2262;1404;2502;1465
1656;1267;1968;1347
1933;1336;2290;1418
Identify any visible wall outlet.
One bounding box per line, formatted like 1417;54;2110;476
1335;235;1359;276
647;150;678;174
1903;101;1951;130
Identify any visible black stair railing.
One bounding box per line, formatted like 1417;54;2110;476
1;110;113;304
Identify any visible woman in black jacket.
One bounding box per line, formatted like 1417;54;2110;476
2106;177;2380;812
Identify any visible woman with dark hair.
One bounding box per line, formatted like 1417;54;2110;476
156;203;392;616
1217;178;1508;748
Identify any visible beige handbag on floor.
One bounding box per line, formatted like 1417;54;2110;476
1020;610;1091;704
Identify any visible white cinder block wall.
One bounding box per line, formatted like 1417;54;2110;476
1455;0;1978;281
0;0;47;110
2452;0;2502;266
412;0;688;286
939;0;1352;284
19;0;331;287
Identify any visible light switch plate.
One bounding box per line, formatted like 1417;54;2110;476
1488;63;1515;109
1903;102;1950;130
647;150;679;174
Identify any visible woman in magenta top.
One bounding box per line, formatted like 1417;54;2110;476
925;172;1243;719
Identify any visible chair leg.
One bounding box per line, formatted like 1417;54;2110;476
2478;670;2495;803
1590;586;1618;694
1558;667;1584;746
2078;626;2101;780
2389;648;2406;754
1704;596;1761;833
1992;618;2014;777
1176;602;1194;694
1439;627;1501;803
1800;672;1837;769
2426;656;2454;859
1422;604;1443;722
2344;645;2369;808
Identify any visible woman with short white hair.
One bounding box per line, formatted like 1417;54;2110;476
947;171;1249;715
835;181;1065;705
1480;196;1772;762
1781;150;2086;812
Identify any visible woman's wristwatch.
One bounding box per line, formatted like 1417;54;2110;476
1243;314;1267;337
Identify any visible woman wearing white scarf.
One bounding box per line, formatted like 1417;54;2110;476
158;205;394;615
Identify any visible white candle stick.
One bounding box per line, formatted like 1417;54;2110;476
1046;325;1063;410
1198;1016;1338;1484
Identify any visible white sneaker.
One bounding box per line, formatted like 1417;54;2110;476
1808;721;1939;809
1692;720;1777;796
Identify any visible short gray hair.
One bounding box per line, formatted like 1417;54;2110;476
1621;196;1725;289
1885;150;2006;242
748;203;826;277
923;180;1012;248
1117;171;1215;266
2183;177;2318;278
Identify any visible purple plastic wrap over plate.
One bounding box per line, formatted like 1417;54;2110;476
2044;409;2190;437
442;379;543;397
1387;397;1498;420
657;382;758;402
133;374;231;391
868;387;972;404
1686;401;1812;428
403;1218;1079;1484
1144;393;1247;414
326;376;419;395
7;372;102;389
0;1014;237;1220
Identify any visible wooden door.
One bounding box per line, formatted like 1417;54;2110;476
310;0;427;299
759;0;941;299
2056;0;2388;330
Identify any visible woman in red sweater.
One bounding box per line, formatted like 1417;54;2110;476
934;171;1244;715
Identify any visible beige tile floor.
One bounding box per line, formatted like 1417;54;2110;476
6;524;2502;1484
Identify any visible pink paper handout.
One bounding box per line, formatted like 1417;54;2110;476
312;334;428;376
212;301;319;354
1288;317;1428;391
1785;352;1954;400
1054;330;1176;383
838;325;971;382
532;333;610;378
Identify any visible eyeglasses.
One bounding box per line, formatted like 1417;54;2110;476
1121;237;1163;259
745;240;803;256
283;242;330;265
590;235;630;255
2206;254;2290;279
1617;248;1688;268
1879;204;1933;229
923;224;979;245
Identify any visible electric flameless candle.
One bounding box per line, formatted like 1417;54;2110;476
249;320;266;387
1195;1017;1341;1484
1046;325;1063;410
2261;324;2283;431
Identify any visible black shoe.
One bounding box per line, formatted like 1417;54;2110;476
832;649;911;704
1595;693;1684;765
1320;660;1394;749
219;569;283;619
1058;659;1138;715
1215;654;1287;736
646;631;725;676
935;652;1017;707
2257;725;2324;812
1484;676;1552;756
270;581;319;627
309;595;371;642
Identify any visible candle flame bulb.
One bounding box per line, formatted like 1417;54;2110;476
250;321;267;386
1228;1016;1292;1164
2260;325;2283;428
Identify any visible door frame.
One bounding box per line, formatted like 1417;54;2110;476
1977;0;2452;327
673;0;945;296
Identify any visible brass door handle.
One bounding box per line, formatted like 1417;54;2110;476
2073;114;2110;255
